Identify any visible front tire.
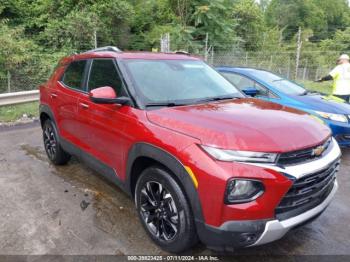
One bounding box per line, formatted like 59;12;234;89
135;166;197;253
43;119;71;165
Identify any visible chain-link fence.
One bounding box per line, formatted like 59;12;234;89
0;52;64;94
0;46;342;94
0;71;46;93
210;50;333;82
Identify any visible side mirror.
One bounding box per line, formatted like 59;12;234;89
242;87;258;97
89;86;130;105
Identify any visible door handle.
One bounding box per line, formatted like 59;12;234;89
79;102;89;109
50;93;58;99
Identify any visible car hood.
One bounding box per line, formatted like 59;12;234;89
290;93;350;114
147;98;330;153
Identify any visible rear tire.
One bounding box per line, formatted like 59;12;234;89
135;166;198;253
42;119;71;165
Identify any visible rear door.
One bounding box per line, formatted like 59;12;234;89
77;58;130;173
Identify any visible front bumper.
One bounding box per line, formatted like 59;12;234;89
197;180;337;251
326;120;350;147
251;179;338;246
197;138;341;251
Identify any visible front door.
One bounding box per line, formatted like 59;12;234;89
77;58;130;178
221;72;278;101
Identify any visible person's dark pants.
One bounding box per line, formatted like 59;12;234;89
334;94;350;103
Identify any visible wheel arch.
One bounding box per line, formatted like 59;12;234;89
126;143;204;223
39;104;56;129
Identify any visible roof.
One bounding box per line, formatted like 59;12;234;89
60;50;200;65
217;66;263;73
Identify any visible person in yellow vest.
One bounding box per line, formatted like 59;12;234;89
317;54;350;102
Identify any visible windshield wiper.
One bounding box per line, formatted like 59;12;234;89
145;95;239;107
145;102;186;108
196;95;240;103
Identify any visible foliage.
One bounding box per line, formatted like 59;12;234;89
266;0;326;40
0;21;36;77
232;0;265;50
1;0;350;93
191;0;239;48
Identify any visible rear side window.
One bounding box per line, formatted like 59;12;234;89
61;60;86;90
88;59;123;94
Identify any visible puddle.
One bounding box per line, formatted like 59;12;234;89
20;144;48;162
20;144;146;242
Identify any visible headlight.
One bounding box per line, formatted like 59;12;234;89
315;111;348;123
225;179;264;204
201;145;278;163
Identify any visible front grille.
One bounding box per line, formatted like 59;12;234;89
276;159;339;220
278;138;332;166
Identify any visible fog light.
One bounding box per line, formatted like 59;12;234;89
239;233;258;245
225;179;264;204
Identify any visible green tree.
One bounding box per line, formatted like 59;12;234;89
313;0;350;39
191;0;239;49
91;0;134;48
265;0;326;40
0;22;35;76
129;0;177;50
40;9;99;52
320;28;350;51
232;0;266;50
37;0;134;51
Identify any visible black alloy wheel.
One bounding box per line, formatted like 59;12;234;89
135;166;197;253
42;120;71;165
139;181;179;241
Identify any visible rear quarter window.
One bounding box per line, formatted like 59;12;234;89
61;60;87;91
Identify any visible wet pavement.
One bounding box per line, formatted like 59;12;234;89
0;123;349;256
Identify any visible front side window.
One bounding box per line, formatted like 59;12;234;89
88;59;123;95
222;72;273;98
122;59;244;105
222;72;255;90
62;60;86;90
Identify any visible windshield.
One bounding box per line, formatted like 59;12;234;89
252;70;306;96
122;59;244;105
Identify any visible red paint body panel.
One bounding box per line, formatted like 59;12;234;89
40;51;332;229
147;98;331;152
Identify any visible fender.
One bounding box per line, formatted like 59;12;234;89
39;104;65;144
39;104;56;128
126;142;204;223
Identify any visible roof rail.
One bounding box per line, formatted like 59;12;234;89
173;50;190;55
84;46;122;53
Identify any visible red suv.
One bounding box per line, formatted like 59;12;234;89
40;46;341;253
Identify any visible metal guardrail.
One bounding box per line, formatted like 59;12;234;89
0;90;39;106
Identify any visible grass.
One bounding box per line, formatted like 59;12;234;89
0;102;39;122
298;80;332;95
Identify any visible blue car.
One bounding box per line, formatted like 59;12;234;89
217;66;350;147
